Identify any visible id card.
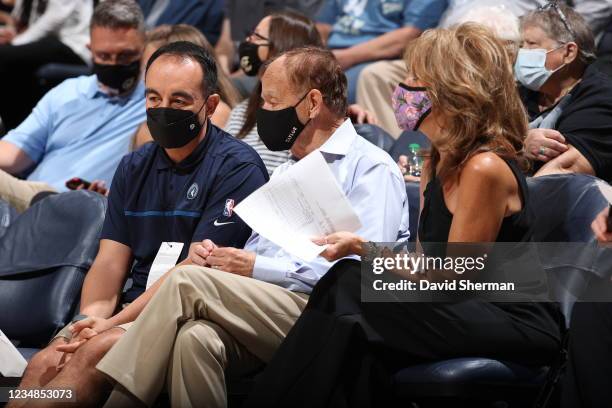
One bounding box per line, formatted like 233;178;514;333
146;242;184;289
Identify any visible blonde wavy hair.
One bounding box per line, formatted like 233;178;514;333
404;23;528;182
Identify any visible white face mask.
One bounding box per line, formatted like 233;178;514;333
514;45;566;91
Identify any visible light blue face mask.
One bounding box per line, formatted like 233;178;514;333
514;46;566;91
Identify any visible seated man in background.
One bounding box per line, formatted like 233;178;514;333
316;0;448;103
518;3;612;182
358;2;523;138
67;47;408;408
0;0;146;212
6;41;268;408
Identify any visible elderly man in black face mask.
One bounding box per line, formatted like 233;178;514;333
0;0;147;212
5;41;268;408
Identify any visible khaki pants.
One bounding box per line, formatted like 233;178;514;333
0;169;55;212
97;265;309;408
356;59;407;139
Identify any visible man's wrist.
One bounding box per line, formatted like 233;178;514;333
71;314;89;323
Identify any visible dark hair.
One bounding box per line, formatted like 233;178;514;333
521;3;596;65
90;0;145;33
238;10;323;138
146;41;219;98
270;47;348;118
146;24;240;106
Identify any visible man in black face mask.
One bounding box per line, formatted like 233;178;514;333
84;47;408;408
7;41;268;407
0;0;148;212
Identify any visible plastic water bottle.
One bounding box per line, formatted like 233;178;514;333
408;143;422;177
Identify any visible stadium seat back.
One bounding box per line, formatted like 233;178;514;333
0;199;18;240
0;191;107;346
528;174;609;324
354;124;395;152
389;130;431;161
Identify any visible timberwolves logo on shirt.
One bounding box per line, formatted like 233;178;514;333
223;199;235;217
186;183;199;200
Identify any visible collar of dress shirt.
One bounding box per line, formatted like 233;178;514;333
317;118;356;157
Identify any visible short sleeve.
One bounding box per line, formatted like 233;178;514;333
316;0;339;25
403;0;448;30
555;74;612;182
3;87;57;164
100;158;131;246
191;161;268;247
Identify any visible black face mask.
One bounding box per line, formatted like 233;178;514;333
147;102;206;149
238;41;263;76
256;92;310;152
93;60;140;93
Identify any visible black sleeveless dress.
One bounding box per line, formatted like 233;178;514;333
419;159;531;243
245;159;562;408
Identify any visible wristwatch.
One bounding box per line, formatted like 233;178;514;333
362;241;379;262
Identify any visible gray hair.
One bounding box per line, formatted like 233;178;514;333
454;5;520;43
520;3;596;65
90;0;145;33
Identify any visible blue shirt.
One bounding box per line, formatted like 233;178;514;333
246;119;410;294
317;0;448;49
4;75;146;192
100;123;269;301
138;0;224;45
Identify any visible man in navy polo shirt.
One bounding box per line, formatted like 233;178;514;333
9;41;268;406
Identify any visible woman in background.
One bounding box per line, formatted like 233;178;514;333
224;10;323;175
245;23;562;407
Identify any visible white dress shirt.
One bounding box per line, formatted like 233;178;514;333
11;0;93;64
245;119;409;293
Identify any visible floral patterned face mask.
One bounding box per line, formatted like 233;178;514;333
392;83;432;131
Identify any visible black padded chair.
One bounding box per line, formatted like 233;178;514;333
0;199;18;239
354;123;395;152
0;191;107;350
392;174;609;408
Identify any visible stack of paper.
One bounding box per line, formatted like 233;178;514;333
235;150;362;261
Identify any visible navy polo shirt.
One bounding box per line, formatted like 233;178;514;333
100;123;269;302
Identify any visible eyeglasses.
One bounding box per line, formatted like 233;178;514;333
538;0;577;39
246;29;271;44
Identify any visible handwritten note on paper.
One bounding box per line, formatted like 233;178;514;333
234;150;362;261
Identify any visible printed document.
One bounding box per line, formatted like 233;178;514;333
235;150;362;261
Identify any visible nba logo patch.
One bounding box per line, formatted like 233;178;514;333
223;199;235;217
